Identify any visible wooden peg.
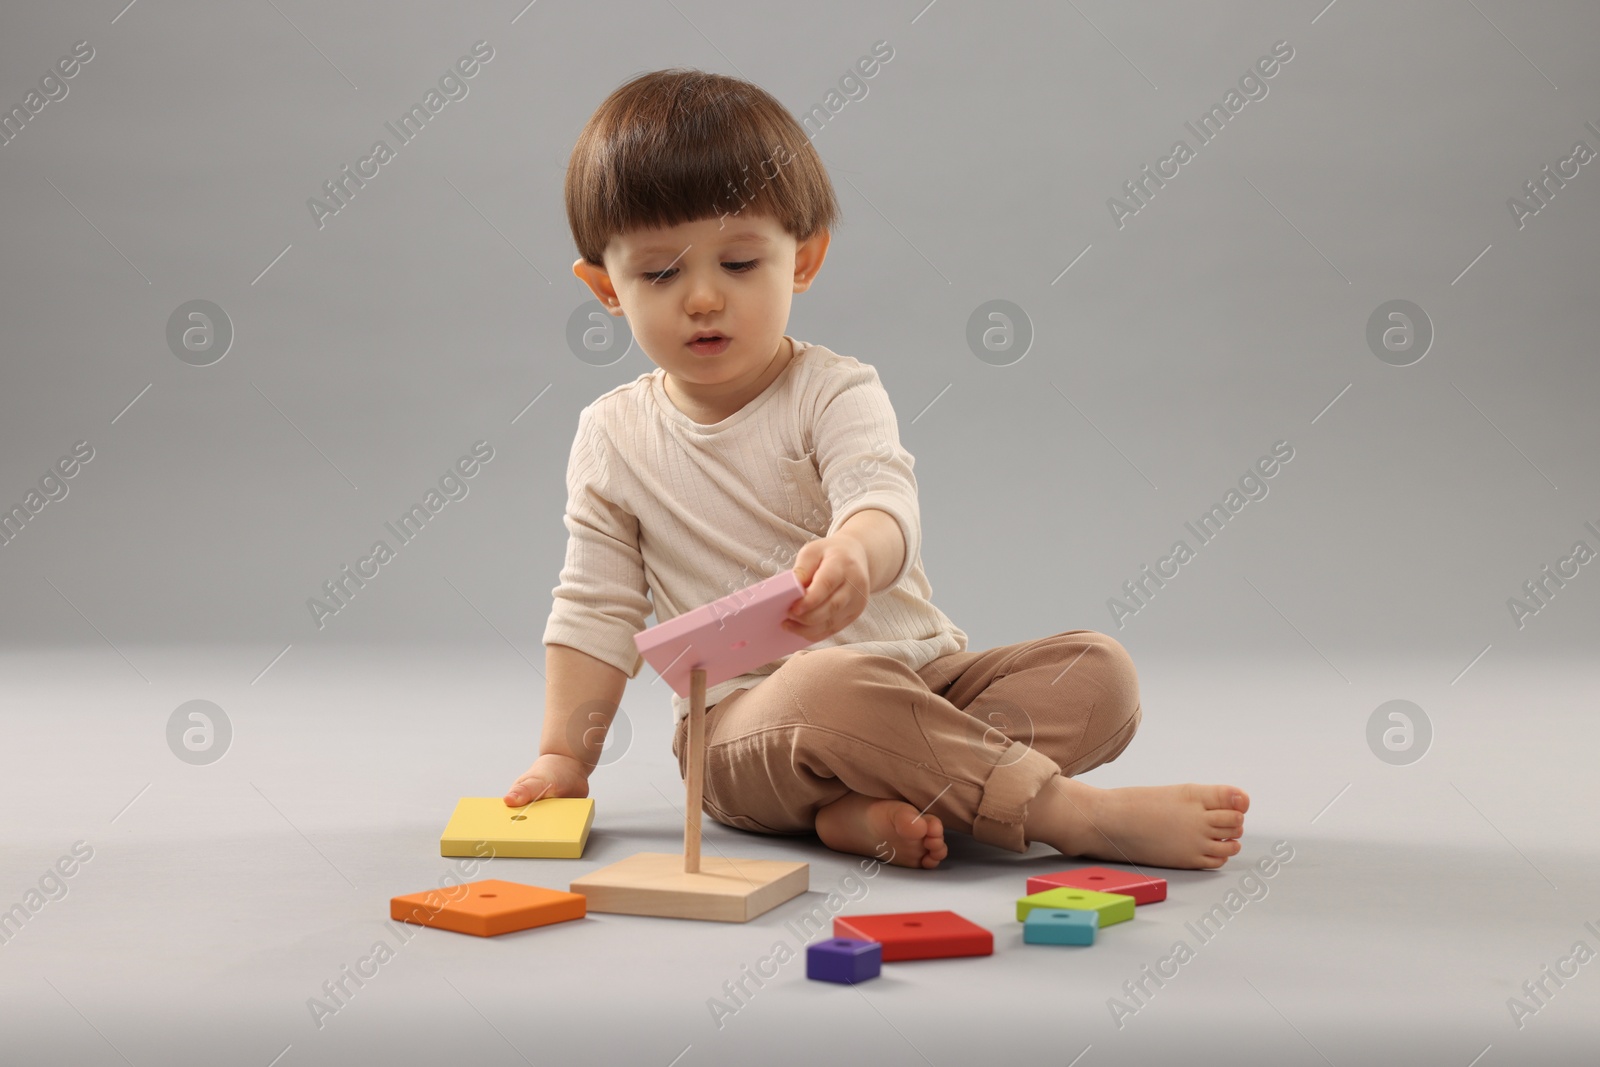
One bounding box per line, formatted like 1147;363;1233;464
684;667;706;873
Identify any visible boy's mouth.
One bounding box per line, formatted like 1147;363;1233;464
687;333;730;355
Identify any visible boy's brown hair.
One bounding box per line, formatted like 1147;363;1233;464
565;68;842;267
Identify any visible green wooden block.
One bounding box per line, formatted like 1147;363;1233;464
1016;886;1135;926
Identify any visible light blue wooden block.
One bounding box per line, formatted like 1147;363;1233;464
1023;908;1098;945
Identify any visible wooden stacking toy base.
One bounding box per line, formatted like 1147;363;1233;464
571;852;808;923
571;650;812;924
575;605;819;925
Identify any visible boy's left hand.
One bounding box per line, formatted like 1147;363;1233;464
783;536;872;642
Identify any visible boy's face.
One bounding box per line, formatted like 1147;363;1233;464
573;212;828;400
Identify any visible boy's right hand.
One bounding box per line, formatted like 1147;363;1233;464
503;753;590;807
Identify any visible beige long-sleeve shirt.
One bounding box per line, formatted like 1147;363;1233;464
541;335;968;724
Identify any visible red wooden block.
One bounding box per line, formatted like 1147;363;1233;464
832;910;993;961
390;878;585;937
1025;866;1167;905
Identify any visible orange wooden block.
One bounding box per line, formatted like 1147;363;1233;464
389;878;585;937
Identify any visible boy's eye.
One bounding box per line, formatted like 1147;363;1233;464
641;260;759;282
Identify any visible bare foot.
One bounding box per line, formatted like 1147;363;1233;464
1024;777;1250;870
814;791;949;869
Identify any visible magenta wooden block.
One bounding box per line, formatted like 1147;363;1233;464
806;937;882;984
633;570;812;695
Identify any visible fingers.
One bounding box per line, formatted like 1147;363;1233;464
786;573;862;637
789;563;840;619
787;540;872;636
503;775;553;806
784;606;843;642
784;594;830;636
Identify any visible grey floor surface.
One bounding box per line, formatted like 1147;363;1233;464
2;644;1596;1066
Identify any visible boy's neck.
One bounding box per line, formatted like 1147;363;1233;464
664;336;796;425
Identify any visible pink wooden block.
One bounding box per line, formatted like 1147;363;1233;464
633;570;813;695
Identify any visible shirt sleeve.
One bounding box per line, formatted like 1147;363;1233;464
541;404;651;678
815;360;922;590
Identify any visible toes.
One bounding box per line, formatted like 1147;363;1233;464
1192;784;1235;811
1196;784;1250;814
1206;810;1245;837
892;805;928;840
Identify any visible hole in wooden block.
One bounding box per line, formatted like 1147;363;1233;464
511;815;527;821
903;921;922;927
480;893;498;898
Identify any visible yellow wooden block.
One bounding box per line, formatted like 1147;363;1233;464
569;852;809;922
440;797;595;859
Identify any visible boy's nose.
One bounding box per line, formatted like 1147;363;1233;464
683;276;723;314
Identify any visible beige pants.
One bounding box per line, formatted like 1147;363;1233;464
672;629;1141;853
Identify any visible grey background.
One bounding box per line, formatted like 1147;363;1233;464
1;1;1596;1064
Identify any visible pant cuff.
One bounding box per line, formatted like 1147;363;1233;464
969;744;1062;853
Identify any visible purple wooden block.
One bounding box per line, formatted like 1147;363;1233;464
806;937;882;984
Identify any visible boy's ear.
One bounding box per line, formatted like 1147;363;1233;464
573;258;622;313
793;229;830;294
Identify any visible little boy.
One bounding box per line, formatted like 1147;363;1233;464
504;68;1248;870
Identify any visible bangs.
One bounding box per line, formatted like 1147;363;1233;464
567;69;840;266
